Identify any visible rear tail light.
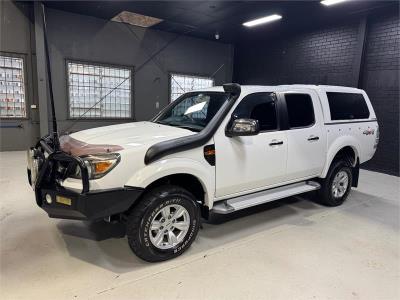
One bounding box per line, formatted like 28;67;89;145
374;126;379;149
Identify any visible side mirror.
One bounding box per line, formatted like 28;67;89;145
226;118;260;137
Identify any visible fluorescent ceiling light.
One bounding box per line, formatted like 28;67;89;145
111;11;163;27
321;0;349;6
243;14;282;27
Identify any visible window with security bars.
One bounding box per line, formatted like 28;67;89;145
67;62;132;118
0;55;26;118
170;73;214;102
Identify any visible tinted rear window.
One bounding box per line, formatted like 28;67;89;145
285;94;315;128
327;92;370;120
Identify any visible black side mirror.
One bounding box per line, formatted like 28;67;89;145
226;118;260;137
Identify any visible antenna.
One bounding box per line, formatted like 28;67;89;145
41;3;60;150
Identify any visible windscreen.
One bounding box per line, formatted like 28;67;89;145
154;92;229;132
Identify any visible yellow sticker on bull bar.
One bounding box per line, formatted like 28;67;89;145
56;196;72;206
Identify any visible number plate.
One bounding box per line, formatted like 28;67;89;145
56;196;72;206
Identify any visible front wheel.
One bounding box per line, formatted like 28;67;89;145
126;185;200;262
317;159;353;207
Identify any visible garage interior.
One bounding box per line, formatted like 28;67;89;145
1;0;399;299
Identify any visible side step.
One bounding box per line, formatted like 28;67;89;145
211;181;320;214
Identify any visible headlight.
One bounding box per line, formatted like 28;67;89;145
71;153;121;180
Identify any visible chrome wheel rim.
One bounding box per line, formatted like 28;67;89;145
149;204;190;250
332;171;349;198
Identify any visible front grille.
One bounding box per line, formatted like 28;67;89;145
55;160;77;181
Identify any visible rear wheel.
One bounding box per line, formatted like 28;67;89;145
318;159;353;206
126;185;200;262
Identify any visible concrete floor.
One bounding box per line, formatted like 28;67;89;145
0;151;399;300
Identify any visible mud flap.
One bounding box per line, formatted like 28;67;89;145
352;158;360;187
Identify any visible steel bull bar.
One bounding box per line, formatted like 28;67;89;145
28;138;143;221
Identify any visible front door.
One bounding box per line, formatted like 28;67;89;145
214;92;287;198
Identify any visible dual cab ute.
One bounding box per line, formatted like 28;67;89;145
27;84;379;262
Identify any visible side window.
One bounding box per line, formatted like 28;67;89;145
285;93;315;128
326;92;370;120
0;55;27;118
233;93;277;131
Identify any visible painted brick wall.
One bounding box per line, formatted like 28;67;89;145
234;22;359;86
234;12;399;176
361;14;399;175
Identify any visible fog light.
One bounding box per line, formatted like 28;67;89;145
45;194;52;204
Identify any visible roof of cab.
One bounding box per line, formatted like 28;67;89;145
192;84;364;94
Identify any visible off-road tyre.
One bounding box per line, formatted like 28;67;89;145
126;185;200;262
317;159;353;207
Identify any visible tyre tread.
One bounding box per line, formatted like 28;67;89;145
318;158;353;207
126;185;199;262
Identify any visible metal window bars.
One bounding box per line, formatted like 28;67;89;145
170;73;214;102
67;62;132;119
170;73;213;119
0;56;26;118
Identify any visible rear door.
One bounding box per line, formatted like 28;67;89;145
281;91;326;180
214;92;288;198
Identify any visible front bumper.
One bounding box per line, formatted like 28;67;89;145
28;138;143;221
36;186;143;220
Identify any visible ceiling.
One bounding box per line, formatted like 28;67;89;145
42;1;398;44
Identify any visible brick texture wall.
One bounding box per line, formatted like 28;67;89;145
361;14;399;175
234;12;399;176
234;22;359;86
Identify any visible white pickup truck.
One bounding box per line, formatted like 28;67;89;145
27;84;379;262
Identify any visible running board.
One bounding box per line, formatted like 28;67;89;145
211;181;320;214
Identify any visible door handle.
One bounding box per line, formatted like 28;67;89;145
269;139;284;146
308;135;319;141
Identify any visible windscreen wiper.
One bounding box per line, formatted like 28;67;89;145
175;125;201;132
155;121;200;132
